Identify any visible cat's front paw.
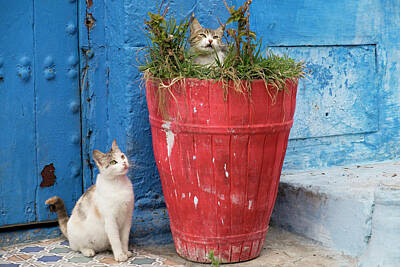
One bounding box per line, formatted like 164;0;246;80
80;248;95;257
125;250;133;258
114;252;128;262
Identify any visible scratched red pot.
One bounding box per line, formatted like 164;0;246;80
145;78;298;263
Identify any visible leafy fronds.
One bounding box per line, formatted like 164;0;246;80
139;1;307;118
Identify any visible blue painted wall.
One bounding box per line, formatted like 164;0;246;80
257;0;400;170
79;0;400;244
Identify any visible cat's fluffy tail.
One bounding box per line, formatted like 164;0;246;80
45;196;68;238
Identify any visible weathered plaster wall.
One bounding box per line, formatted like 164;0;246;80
253;0;400;170
79;0;400;244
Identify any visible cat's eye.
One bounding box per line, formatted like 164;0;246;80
213;36;219;39
200;33;207;38
110;160;118;165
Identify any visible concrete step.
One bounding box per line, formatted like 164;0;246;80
271;160;400;266
150;226;356;267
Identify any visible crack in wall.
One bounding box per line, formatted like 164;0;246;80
363;200;375;245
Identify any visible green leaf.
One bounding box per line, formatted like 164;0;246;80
226;17;235;24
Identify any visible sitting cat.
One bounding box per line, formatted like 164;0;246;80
190;17;227;66
45;140;134;262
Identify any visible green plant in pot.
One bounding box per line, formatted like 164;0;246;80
140;0;305;263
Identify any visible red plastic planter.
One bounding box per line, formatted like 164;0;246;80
145;78;298;263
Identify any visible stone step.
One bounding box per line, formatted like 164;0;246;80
149;226;356;267
271;160;400;266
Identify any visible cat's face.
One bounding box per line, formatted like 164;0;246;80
92;139;130;177
190;18;225;53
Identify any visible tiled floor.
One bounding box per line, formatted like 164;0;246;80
0;227;358;266
0;238;184;267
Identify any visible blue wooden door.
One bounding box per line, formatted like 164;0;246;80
0;1;82;227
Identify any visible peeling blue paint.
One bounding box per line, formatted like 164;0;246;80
252;0;400;170
271;45;378;140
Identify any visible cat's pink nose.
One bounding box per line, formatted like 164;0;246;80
208;39;213;44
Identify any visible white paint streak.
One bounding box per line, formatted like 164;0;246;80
231;195;240;204
194;196;198;208
248;200;253;210
193;155;196;160
193;107;197;113
189;192;191;198
182;193;185;198
168;155;175;184
162;122;175;157
197;172;200;187
212;158;215;163
221;218;224;225
218;201;220;206
169;164;175;183
224;163;229;178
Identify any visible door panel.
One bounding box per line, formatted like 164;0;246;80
0;0;82;227
0;1;37;226
34;0;82;222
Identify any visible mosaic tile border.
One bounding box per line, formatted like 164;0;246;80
0;238;184;267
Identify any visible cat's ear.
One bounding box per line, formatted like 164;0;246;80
111;139;121;152
93;150;105;168
191;17;202;35
216;23;225;36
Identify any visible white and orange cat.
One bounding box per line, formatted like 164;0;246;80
45;140;134;262
190;17;227;65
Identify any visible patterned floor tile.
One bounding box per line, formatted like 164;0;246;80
68;255;93;264
0;238;183;266
130;257;157;265
37;255;64;262
19;247;45;253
